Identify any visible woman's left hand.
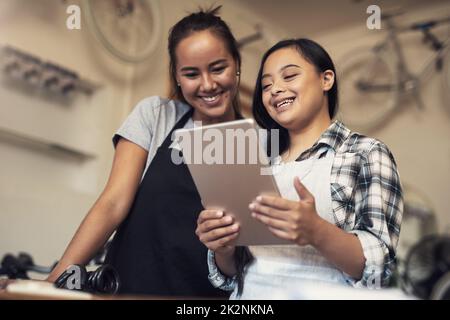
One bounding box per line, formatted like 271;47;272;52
249;176;325;246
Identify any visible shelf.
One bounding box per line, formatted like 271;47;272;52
1;45;101;97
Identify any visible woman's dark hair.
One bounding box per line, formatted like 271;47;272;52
168;5;242;115
252;38;339;156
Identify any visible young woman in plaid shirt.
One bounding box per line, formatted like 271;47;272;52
196;38;403;299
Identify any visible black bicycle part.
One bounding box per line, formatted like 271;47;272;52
403;235;450;299
54;264;120;295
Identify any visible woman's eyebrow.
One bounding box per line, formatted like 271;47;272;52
209;59;228;67
180;59;228;72
262;64;301;79
280;64;301;71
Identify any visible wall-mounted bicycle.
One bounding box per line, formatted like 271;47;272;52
338;12;450;132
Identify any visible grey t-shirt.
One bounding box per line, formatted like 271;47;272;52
113;96;194;177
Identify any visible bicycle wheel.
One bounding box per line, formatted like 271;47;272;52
430;271;450;300
83;0;162;63
337;47;399;132
441;44;450;114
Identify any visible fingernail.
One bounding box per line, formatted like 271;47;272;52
224;215;232;223
217;211;223;217
256;196;262;202
249;203;255;210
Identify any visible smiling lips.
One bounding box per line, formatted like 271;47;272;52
274;97;295;110
199;92;223;105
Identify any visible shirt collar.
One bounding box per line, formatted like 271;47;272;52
315;120;351;152
296;120;351;161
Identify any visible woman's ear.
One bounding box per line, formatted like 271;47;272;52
322;70;335;92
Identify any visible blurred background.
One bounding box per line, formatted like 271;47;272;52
0;0;449;288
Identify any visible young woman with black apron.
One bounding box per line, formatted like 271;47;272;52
105;110;226;296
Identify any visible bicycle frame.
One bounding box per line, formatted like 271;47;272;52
360;16;450;109
415;37;450;84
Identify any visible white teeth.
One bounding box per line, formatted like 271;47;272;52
276;98;294;108
202;94;220;102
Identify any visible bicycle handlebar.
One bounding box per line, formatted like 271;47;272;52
388;16;450;33
409;16;450;31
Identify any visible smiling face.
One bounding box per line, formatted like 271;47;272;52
175;30;239;124
261;47;333;131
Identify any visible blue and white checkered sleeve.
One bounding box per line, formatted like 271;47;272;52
346;142;403;288
207;250;237;291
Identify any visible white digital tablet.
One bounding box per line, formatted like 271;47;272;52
173;118;290;246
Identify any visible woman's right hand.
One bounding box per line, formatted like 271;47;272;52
196;210;240;255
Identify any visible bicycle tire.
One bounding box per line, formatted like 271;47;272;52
83;0;162;64
430;271;450;300
441;44;450;114
337;47;400;132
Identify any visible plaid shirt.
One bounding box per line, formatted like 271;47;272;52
295;120;403;287
208;120;403;289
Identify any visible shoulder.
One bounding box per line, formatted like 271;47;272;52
342;131;397;166
129;96;192;132
132;96;191;116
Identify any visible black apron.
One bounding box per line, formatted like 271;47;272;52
105;109;227;298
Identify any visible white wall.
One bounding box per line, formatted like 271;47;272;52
0;0;135;265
